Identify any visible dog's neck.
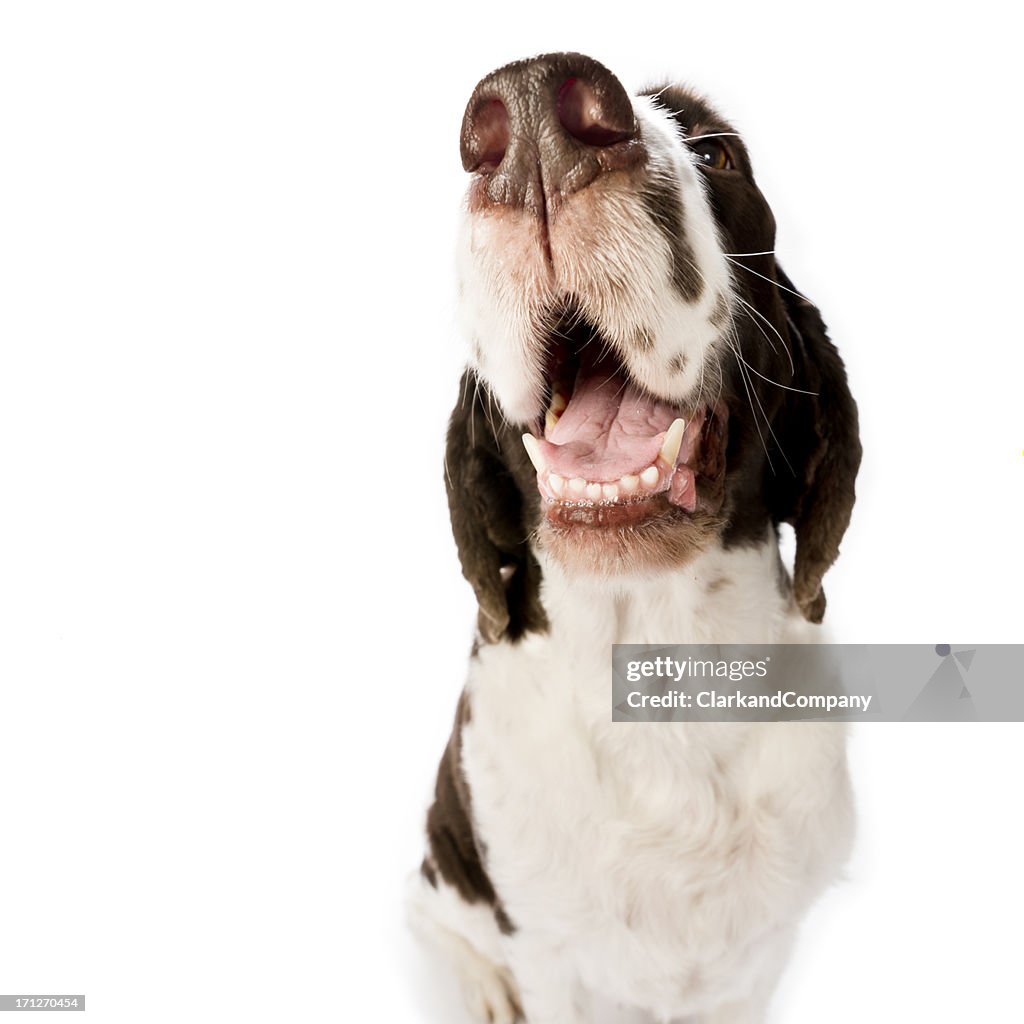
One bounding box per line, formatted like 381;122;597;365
533;528;808;648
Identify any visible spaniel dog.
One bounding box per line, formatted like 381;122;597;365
409;52;861;1024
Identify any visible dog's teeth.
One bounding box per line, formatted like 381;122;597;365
620;474;639;494
659;418;687;467
545;410;559;435
586;482;603;501
549;473;565;496
640;465;660;488
569;477;587;496
522;433;546;474
549;389;567;414
602;483;619;501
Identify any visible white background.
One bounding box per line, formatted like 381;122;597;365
1;2;1022;1022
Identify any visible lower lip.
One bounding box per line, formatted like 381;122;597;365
544;494;679;529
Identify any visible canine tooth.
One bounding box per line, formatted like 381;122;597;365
586;482;603;501
620;474;639;494
545;410;559;434
549;473;565;496
569;477;587;496
521;433;546;474
602;483;619;501
549;390;567;414
640;465;660;488
659;417;687;467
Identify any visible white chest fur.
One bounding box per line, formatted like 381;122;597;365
460;537;854;1021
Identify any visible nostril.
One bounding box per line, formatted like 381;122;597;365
557;77;634;147
469;98;509;173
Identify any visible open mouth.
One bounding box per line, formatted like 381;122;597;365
521;314;725;530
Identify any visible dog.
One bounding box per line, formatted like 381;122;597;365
409;52;861;1024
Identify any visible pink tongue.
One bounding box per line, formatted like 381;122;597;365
538;370;679;482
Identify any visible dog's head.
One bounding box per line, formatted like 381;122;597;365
446;53;860;643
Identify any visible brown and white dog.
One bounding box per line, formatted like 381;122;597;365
409;53;861;1024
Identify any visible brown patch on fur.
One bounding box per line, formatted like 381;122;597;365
425;691;517;935
446;370;549;644
696;408;729;511
704;575;732;594
708;292;731;328
493;905;516;936
669;351;688;374
640;179;704;302
420;857;438;888
634;328;655;352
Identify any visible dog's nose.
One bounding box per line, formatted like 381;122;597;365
460;52;641;212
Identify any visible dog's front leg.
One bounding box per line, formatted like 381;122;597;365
504;938;586;1024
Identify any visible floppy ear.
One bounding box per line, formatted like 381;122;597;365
768;265;862;623
445;371;548;644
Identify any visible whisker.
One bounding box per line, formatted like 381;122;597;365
727;329;795;474
684;132;743;143
730;342;773;472
678;229;797;384
725;256;812;303
745;358;793;474
730;325;815;396
732;295;780;358
695;341;707;411
559;303;590;335
470;373;481;449
733;295;797;377
484;387;503;443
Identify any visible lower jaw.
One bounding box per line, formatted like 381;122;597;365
537;500;725;575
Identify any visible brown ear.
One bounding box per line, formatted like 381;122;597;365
769;265;862;623
445;371;548;644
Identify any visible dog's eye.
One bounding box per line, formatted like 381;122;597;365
689;139;733;170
